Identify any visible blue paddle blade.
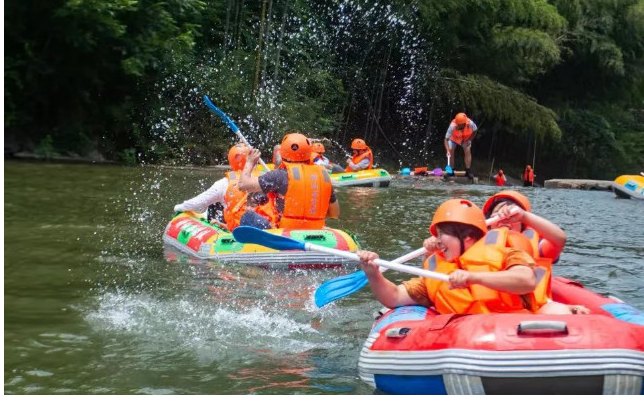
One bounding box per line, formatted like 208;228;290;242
203;95;240;133
232;226;306;251
314;270;368;307
445;164;453;174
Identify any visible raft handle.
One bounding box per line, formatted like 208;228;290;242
517;321;568;336
385;327;410;338
304;234;326;241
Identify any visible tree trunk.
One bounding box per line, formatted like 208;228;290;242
373;42;392;146
341;94;354;144
273;0;290;83
261;0;273;88
233;0;241;49
487;127;496;160
335;92;351;141
364;82;376;141
423;99;435;162
253;0;268;97
224;0;232;49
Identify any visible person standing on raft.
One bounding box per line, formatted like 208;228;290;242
239;132;340;229
444;112;477;180
345;138;373;172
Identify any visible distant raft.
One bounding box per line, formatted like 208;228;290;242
163;212;360;269
358;276;644;395
613;174;644;199
330;168;392;187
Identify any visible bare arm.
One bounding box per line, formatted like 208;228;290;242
327;200;340;218
495;205;567;258
522;211;567;257
358;251;418;308
455;265;536;294
238;149;262;192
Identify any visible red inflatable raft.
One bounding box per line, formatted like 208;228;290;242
359;277;644;394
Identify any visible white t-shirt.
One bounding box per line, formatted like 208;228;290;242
173;177;229;213
313;156;331;167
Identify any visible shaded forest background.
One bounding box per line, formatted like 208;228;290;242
5;0;644;181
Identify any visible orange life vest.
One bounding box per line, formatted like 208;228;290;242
448;120;474;145
223;171;279;230
223;171;247;230
494;174;505;186
255;192;280;228
522;228;553;305
524;168;534;182
345;148;373;172
423;228;542;315
279;163;333;229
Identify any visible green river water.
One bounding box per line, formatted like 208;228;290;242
4;161;644;394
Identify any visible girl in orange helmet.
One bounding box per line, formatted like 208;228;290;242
311;142;344;173
345;138;373;172
483;190;589;314
483;190;566;262
358;199;544;315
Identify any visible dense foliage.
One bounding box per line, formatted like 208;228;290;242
5;0;644;179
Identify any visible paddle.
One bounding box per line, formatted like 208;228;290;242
313;213;508;307
314;247;426;307
445;153;453;175
203;95;270;172
232;226;450;281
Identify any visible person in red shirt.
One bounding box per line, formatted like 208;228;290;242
523;165;535;187
494;169;507;186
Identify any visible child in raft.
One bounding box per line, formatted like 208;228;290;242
482;190;590;314
357;199;582;315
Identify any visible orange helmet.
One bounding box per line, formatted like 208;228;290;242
482;190;532;217
429;199;487;237
351;138;368;150
454;112;468;125
280;132;311;162
311;142;325;153
228;143;249;171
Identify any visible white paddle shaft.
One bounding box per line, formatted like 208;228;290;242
304;243;450;282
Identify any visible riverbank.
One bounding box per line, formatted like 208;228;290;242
544;179;613;190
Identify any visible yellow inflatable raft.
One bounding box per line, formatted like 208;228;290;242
163;212;360;269
330;169;392;187
612;174;644;200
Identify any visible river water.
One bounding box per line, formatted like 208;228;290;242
5;161;644;394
